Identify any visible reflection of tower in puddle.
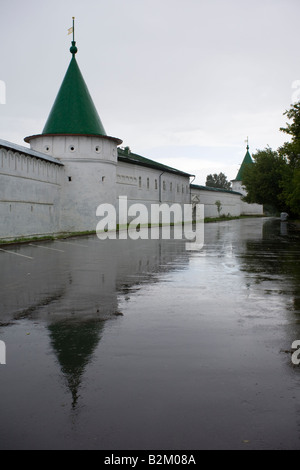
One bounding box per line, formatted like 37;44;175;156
48;319;105;408
45;238;121;409
46;236;188;409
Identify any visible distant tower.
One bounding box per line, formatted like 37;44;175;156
24;18;122;233
231;138;253;196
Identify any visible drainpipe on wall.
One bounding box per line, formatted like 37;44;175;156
189;176;195;204
159;172;165;203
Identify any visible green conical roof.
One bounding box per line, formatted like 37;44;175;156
42;51;106;136
235;146;253;181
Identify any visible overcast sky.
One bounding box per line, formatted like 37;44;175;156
1;0;299;184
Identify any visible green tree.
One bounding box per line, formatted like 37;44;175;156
205;172;231;190
215;200;222;216
283;169;300;215
242;147;288;213
279;101;300;216
278;140;300;168
242;102;300;217
280;102;300;143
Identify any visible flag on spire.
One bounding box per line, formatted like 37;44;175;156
67;17;75;41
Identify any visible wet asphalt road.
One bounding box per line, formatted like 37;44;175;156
1;217;300;450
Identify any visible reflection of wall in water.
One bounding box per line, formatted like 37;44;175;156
0;236;189;321
0;236;189;409
0;245;66;319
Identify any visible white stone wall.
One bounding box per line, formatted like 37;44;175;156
191;186;263;218
116;161;191;225
191;187;241;218
241;201;263;215
0;147;63;240
0;138;264;242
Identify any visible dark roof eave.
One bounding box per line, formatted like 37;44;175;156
191;184;242;196
118;153;194;178
24;133;123;146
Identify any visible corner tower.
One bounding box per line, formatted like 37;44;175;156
25;19;122;233
231;140;253;195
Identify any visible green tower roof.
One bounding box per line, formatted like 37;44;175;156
235;145;253;181
24;20;122;146
42;52;106;136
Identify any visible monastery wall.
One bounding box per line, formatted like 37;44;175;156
191;185;263;219
191;186;242;218
116;161;191;225
0;146;63;240
0;143;263;242
241;201;263;215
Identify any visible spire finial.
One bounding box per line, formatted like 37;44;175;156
69;17;77;56
245;136;249;150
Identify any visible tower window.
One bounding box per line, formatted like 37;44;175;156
68;176;72;182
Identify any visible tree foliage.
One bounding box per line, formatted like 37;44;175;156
242;147;288;211
283;169;300;215
242;101;300;217
205;172;231;190
280;102;300;143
